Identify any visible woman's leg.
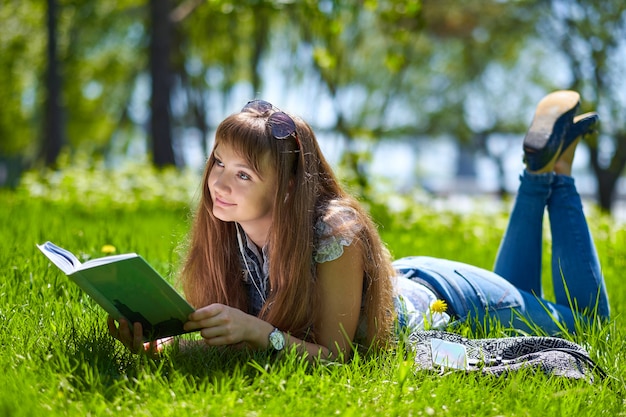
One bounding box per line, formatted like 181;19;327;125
493;171;552;295
394;256;578;335
493;91;580;295
548;116;609;321
547;174;610;319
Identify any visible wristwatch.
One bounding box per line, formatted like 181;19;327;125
268;328;285;351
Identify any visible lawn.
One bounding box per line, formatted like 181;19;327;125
1;171;625;416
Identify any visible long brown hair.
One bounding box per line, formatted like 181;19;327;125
180;106;395;347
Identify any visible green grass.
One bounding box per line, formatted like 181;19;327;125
2;188;626;416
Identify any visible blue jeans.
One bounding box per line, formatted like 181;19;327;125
393;171;610;335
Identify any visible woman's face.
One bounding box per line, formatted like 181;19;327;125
208;143;278;235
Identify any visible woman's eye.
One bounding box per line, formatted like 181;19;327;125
214;158;224;167
238;172;251;181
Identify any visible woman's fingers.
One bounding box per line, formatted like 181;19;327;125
132;322;144;352
185;304;225;331
107;316;146;354
199;325;227;340
109;317;174;358
187;303;222;321
107;316;119;338
188;304;255;346
117;318;133;347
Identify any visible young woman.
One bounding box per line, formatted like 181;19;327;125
109;91;610;360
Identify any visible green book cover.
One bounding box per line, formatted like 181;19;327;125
37;241;195;341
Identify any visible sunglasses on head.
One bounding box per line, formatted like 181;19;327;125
241;100;300;147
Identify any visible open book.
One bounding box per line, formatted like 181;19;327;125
37;241;195;341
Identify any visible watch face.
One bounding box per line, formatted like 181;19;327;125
269;329;285;351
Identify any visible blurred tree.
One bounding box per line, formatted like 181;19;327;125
0;2;45;159
284;0;427;196
542;0;626;212
414;0;544;196
287;0;544;198
42;0;65;167
412;0;626;212
48;0;145;162
171;0;276;158
5;0;625;214
150;0;176;167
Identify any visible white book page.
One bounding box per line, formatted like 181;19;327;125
37;241;137;274
79;253;138;270
37;241;81;275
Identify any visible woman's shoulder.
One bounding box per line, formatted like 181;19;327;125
317;199;360;228
314;200;363;264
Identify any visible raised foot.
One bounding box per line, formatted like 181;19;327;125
554;111;599;176
523;90;580;173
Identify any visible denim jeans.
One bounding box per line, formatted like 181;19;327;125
393;171;610;335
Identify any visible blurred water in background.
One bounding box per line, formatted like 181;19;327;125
178;128;626;223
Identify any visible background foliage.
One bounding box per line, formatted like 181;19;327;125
1;0;626;210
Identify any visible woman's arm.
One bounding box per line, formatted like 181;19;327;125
110;243;365;361
309;241;364;356
183;242;365;361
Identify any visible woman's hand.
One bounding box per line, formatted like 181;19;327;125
183;303;272;349
107;316;170;357
182;241;366;359
183;304;349;361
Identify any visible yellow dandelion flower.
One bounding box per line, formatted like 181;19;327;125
430;299;448;314
101;244;117;254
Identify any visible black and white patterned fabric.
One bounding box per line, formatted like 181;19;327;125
409;330;607;382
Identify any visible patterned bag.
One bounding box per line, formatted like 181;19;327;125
409;330;607;382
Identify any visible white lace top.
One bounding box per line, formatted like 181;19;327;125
313;215;355;263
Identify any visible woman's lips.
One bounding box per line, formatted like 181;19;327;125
214;196;235;207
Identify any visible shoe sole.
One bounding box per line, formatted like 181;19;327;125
523;90;580;152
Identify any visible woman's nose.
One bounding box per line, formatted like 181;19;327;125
211;172;230;193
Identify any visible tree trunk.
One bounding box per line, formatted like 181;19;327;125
43;0;64;167
149;0;176;167
588;131;626;213
596;170;617;213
